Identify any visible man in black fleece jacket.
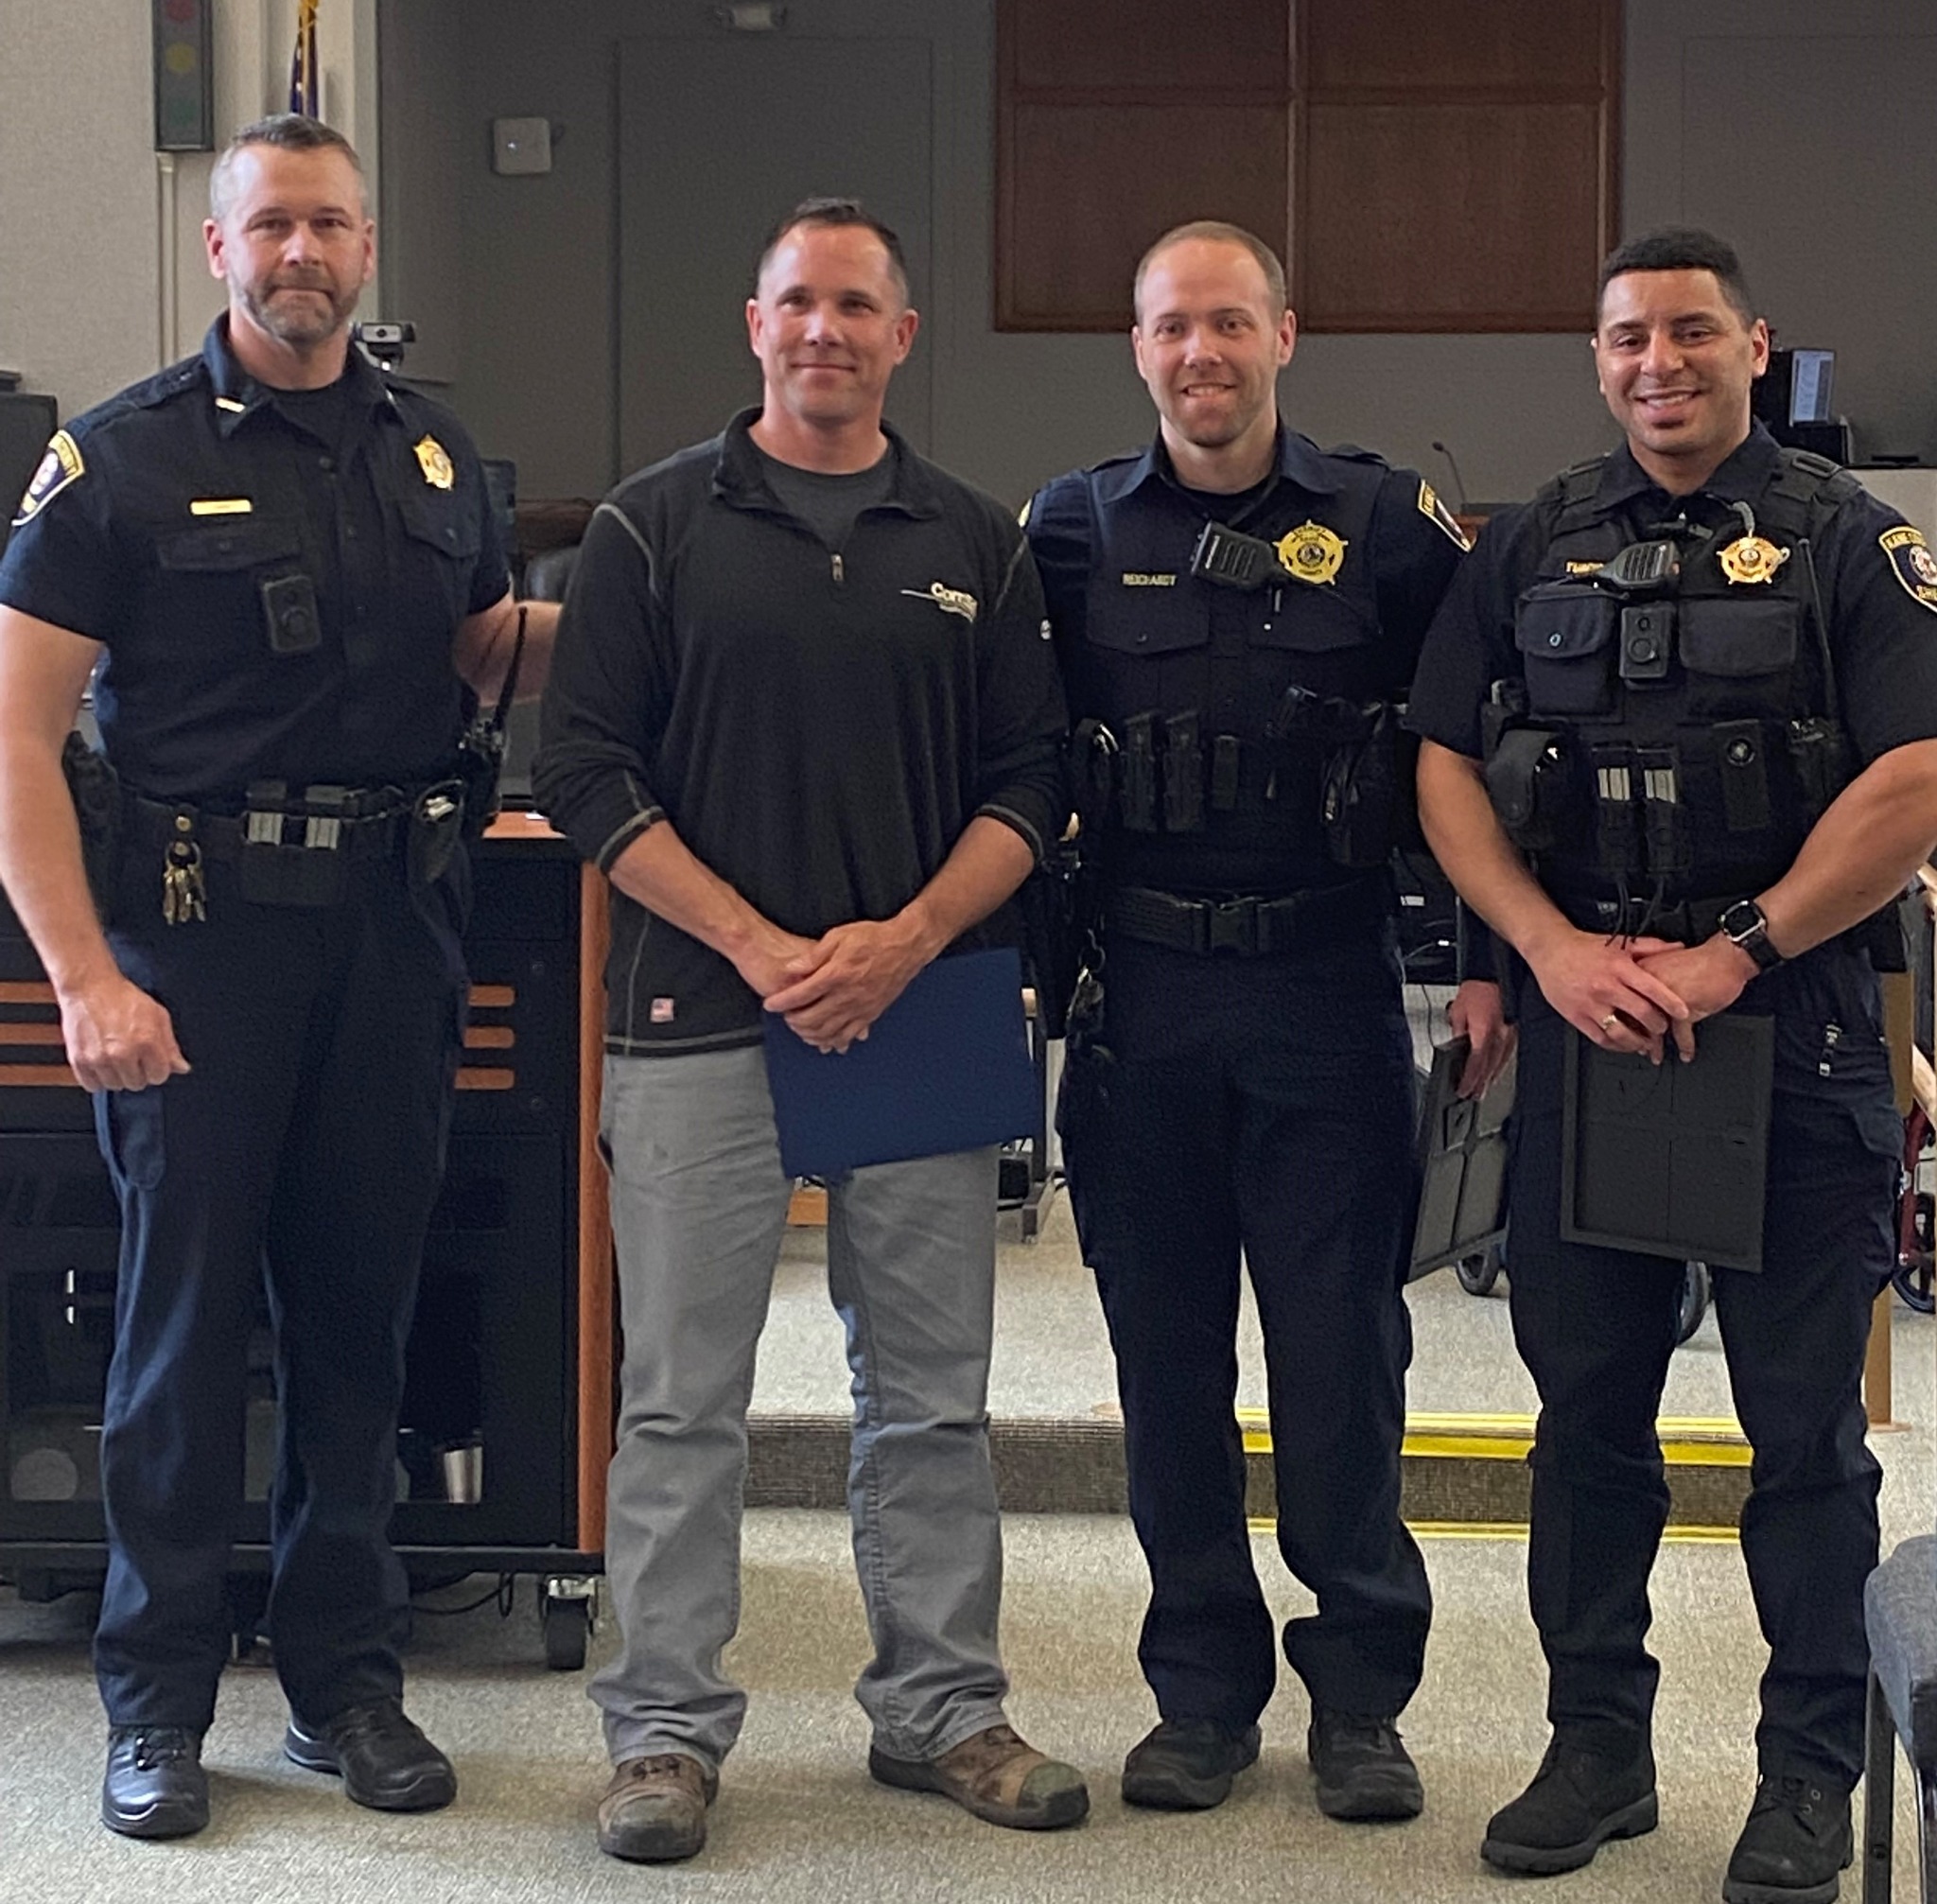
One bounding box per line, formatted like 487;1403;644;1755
534;198;1077;1864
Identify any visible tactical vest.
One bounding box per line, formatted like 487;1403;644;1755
1486;448;1858;917
1074;448;1401;868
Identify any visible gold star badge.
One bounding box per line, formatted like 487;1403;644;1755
1275;521;1348;585
413;434;455;490
1717;533;1789;585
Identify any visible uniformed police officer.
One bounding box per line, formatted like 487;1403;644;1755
1026;221;1509;1822
0;115;555;1839
1410;227;1937;1901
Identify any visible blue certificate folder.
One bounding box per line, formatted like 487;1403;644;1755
760;946;1039;1179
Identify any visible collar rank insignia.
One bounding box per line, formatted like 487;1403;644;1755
1717;533;1789;585
11;430;84;529
1275;520;1348;585
1881;526;1937;614
413;434;455;490
1418;480;1471;550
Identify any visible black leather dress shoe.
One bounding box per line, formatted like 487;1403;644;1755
285;1698;456;1812
101;1725;209;1839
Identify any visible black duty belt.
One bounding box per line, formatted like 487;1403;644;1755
128;789;409;865
1107;875;1386;957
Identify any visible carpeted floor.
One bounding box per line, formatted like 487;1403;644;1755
1;1509;1928;1903
3;1210;1932;1902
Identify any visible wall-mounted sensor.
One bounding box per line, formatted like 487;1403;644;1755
492;117;553;175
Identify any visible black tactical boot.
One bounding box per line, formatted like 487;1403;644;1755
1121;1719;1262;1810
1721;1768;1854;1904
1307;1709;1424;1821
1480;1736;1658;1875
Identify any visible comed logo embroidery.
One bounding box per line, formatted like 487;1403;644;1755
900;582;978;623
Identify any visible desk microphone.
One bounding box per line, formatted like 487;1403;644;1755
1431;440;1470;515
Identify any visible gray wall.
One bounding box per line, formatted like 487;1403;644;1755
1625;0;1937;469
0;1;385;421
0;3;167;410
379;0;1937;511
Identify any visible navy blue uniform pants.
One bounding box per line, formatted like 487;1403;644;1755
91;845;469;1730
1058;924;1432;1729
1505;950;1898;1784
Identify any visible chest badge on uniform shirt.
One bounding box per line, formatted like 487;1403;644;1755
1274;521;1348;585
1882;526;1937;613
1717;533;1789;585
413;434;455;490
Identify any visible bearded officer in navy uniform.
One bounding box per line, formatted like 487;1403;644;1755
0;114;555;1839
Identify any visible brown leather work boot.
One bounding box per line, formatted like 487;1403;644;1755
868;1722;1090;1829
596;1752;718;1862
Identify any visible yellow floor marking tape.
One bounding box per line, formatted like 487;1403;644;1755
1246;1519;1741;1545
1237;1408;1753;1467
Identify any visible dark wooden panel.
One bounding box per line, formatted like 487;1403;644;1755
1007;0;1288;95
1302;0;1613;94
1298;101;1609;329
1001;102;1289;330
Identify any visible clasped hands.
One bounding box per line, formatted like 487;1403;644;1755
1530;926;1759;1062
739;916;930;1055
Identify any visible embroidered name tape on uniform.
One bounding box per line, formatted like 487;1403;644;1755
12;430;84;528
413;434;455;490
899;582;978;622
1418;480;1471;550
1275;521;1348;585
1882;525;1937;613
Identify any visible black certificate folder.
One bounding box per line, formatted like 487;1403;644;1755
761;946;1039;1180
1409;1037;1514;1282
1561;1012;1775;1272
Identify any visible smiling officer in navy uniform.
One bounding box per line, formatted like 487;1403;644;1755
1411;226;1937;1901
0;114;554;1839
1027;220;1509;1825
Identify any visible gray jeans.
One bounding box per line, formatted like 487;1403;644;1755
590;1044;1012;1770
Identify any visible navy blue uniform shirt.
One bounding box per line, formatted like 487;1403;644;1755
1028;428;1465;895
0;318;507;804
1407;425;1937;770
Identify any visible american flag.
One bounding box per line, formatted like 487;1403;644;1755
288;0;321;116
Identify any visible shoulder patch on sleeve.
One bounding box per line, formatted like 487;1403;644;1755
11;429;84;529
1418;479;1471;550
1881;525;1937;614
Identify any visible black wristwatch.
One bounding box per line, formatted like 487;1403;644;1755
1719;898;1784;972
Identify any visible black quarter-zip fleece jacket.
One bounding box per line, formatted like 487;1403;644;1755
533;410;1069;1054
